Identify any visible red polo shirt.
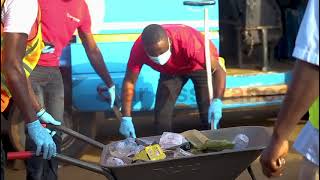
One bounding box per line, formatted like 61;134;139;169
38;0;92;67
127;24;219;75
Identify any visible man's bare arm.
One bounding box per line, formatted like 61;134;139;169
2;32;37;123
26;78;42;112
211;59;226;99
121;69;139;116
273;60;319;142
78;30;114;88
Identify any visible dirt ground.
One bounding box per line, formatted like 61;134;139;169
4;109;313;180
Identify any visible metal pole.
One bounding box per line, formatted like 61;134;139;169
262;28;268;71
204;8;214;130
237;27;243;68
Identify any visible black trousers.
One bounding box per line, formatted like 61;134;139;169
1;140;5;180
154;70;213;134
25;66;64;180
25;134;61;180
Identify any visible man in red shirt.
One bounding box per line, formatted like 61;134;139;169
26;0;115;180
120;24;226;138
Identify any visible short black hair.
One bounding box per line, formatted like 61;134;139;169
141;24;167;46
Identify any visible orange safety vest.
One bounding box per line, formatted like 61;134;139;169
1;1;44;112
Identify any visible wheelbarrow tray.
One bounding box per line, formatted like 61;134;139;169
100;126;272;180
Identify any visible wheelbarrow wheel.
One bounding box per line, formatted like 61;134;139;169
8;106;96;158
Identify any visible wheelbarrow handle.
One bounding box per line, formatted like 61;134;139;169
46;124;105;150
7;151;115;180
183;0;216;6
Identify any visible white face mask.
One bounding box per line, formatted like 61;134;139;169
148;40;171;65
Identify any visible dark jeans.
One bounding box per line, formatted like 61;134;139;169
1;140;5;180
26;65;64;180
154;70;213;134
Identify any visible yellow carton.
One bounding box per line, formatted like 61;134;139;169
133;144;166;161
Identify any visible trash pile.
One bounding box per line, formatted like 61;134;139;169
103;130;249;167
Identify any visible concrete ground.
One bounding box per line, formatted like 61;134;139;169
4;108;311;180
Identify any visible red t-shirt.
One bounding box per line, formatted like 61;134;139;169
127;24;219;75
38;0;92;67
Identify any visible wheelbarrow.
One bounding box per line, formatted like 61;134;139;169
8;124;272;180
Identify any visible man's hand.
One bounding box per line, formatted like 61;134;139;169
119;117;136;138
37;109;61;126
208;98;223;129
26;120;57;159
108;85;116;108
260;139;289;177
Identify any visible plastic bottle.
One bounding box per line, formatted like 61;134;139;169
232;134;249;150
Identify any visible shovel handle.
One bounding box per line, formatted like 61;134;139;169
97;85;123;122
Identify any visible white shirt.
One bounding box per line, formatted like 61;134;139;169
292;0;319;66
1;0;38;35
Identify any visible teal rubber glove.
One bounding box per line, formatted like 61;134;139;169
45;128;57;137
26;120;57;159
208;98;223;129
37;109;61;126
108;85;116;108
119;117;136;138
37;109;61;137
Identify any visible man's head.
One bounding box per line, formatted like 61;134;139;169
141;24;171;65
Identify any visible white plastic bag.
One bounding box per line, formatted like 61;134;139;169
159;132;188;149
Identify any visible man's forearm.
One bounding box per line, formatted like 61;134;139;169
213;67;226;99
121;81;135;117
87;48;114;88
26;78;42;112
273;60;319;141
4;65;37;123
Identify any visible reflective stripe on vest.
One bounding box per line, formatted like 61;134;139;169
309;97;319;130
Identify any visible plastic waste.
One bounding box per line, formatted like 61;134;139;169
109;138;144;158
133;144;166;161
106;157;125;166
135;138;154;146
181;129;234;151
159;132;188;149
232;134;249;150
173;148;193;158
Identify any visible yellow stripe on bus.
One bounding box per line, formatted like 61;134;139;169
77;31;219;43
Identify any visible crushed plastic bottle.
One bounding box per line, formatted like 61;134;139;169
159;132;188;149
173;148;193;158
106;157;125;166
232;134;249;150
109;138;144;158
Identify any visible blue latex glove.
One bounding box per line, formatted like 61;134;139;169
45;128;57;137
108;85;116;108
26;120;57;159
37;109;61;126
119;117;136;138
208;98;223;129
